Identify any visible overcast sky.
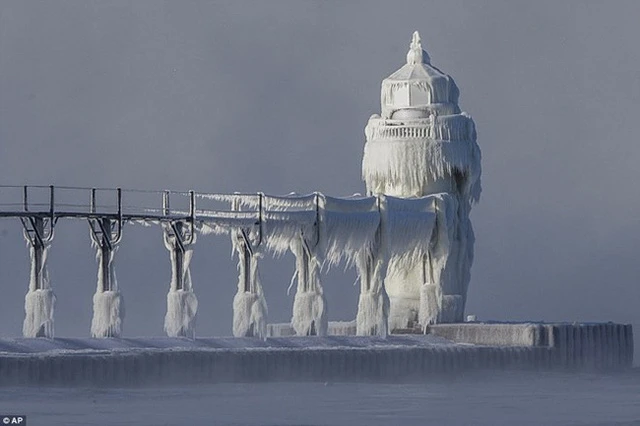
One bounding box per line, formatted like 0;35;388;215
1;1;639;341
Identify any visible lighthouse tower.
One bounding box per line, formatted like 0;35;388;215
362;32;482;330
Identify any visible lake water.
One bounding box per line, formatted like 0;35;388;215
1;370;639;426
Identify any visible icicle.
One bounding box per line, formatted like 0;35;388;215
362;133;481;202
320;195;380;268
22;230;55;338
163;223;198;338
197;213;260;236
263;210;316;257
91;290;123;338
23;290;55;338
165;290;198;338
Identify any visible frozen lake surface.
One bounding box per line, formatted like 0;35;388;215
1;370;639;426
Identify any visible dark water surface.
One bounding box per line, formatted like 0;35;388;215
1;370;639;426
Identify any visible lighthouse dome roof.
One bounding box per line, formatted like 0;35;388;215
381;32;460;119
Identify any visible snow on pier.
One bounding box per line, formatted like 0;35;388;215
0;335;553;386
0;322;632;386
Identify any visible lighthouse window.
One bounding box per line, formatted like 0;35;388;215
410;85;430;105
393;85;410;106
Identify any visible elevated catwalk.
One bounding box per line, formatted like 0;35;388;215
0;322;632;386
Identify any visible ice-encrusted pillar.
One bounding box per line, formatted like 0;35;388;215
285;193;328;337
354;196;389;337
86;188;125;338
21;185;56;338
231;229;267;339
162;190;198;338
355;249;389;336
163;221;197;338
361;31;481;328
290;234;327;337
22;216;56;338
88;216;124;338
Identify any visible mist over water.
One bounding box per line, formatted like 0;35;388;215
1;370;639;426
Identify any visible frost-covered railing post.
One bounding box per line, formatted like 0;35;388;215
231;194;268;339
162;190;198;338
290;193;327;336
21;185;57;338
88;188;124;338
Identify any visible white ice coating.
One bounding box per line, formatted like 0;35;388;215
362;31;482;329
22;233;55;338
196;192;442;336
273;195;328;337
163;224;198;338
355;247;389;336
323;195;388;336
289;235;328;336
232;286;268;339
89;235;124;338
231;229;268;339
383;195;438;331
23;290;55;338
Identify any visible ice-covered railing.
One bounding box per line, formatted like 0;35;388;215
366;115;475;142
0;185;196;221
0;185;446;340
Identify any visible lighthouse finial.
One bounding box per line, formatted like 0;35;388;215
411;31;421;49
407;30;430;65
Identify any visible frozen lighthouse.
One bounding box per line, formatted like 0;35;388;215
0;30;632;386
362;32;482;330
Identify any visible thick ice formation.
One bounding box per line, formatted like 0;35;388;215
91;291;123;338
231;229;268;339
23;289;55;338
196;192;441;337
362;31;481;328
383;196;437;331
355;250;389;336
290;236;327;336
89;227;124;338
22;232;55;338
163;223;198;338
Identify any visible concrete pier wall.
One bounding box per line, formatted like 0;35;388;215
269;321;634;371
0;322;632;386
428;323;634;370
0;344;553;386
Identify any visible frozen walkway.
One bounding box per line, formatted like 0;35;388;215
0;334;454;354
